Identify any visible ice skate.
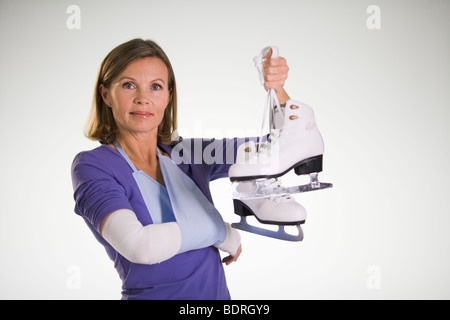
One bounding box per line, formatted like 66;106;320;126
229;46;333;199
231;179;306;241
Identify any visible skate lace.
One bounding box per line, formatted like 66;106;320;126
254;47;282;154
261;178;291;203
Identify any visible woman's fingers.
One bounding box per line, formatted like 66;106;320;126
263;57;289;92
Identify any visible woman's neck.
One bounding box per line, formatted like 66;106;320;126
116;131;159;165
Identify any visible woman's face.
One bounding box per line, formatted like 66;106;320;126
100;57;171;139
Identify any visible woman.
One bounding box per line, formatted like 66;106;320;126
71;38;290;300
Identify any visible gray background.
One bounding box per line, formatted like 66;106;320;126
0;0;449;299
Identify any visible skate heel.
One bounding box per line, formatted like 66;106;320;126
294;155;323;175
233;199;253;217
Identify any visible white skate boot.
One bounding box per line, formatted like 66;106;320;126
229;99;323;179
229;99;333;199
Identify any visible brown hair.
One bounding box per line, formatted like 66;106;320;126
86;38;178;145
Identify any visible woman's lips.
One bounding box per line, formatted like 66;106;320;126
130;111;152;118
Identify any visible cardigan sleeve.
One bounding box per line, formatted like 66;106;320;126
71;151;134;233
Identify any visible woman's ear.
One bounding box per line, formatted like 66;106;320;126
99;84;111;107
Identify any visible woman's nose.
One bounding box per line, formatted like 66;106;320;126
135;89;150;105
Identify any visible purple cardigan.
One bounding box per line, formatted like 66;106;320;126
71;137;249;300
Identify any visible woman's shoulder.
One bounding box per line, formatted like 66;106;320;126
73;144;116;165
71;144;132;189
71;144;130;178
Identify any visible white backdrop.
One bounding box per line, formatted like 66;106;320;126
0;0;449;299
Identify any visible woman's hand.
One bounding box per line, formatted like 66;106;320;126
263;49;290;103
222;244;242;266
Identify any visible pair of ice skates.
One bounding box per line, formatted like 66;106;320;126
228;47;332;242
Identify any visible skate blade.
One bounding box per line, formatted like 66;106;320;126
232;179;333;200
232;216;304;242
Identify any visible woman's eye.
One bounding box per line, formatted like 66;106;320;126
122;82;135;89
151;84;162;90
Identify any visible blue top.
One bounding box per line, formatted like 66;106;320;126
71;137;249;300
